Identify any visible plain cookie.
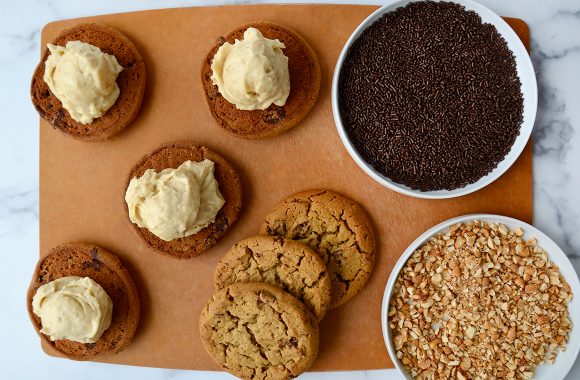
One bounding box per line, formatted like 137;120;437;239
214;235;331;321
201;22;321;139
125;142;243;259
26;243;140;360
199;282;319;380
31;22;146;141
260;190;375;308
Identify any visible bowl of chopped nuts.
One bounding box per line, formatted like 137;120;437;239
382;214;579;380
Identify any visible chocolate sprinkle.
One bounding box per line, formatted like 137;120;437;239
338;1;523;191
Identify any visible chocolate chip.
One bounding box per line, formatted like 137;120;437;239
262;108;286;125
293;222;310;236
53;109;68;130
215;36;226;46
82;259;103;271
214;213;229;232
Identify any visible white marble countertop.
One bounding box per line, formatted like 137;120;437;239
1;0;579;379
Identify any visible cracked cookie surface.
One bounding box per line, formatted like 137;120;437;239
214;235;331;321
199;282;319;380
260;190;375;308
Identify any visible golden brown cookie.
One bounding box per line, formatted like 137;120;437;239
214;235;331;321
201;22;321;139
26;243;140;360
260;190;375;309
31;22;146;141
125;142;243;259
199;282;319;380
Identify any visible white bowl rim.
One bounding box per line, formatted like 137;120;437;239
380;214;580;380
331;0;538;199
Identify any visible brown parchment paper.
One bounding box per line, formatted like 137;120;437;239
38;4;532;372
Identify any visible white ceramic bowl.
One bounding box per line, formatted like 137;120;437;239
381;214;580;380
331;0;537;199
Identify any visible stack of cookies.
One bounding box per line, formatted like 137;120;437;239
200;189;375;379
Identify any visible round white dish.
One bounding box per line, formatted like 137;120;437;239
331;0;538;199
381;214;580;380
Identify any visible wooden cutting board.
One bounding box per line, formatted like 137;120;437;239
38;4;532;372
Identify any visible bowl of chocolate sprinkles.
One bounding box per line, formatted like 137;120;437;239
332;0;537;199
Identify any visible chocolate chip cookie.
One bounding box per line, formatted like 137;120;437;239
214;235;331;321
26;243;140;360
201;22;321;139
199;282;319;380
125;142;243;259
260;190;375;308
31;22;146;141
